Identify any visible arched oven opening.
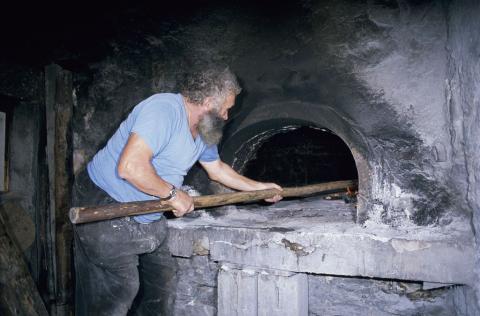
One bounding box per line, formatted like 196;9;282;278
200;119;362;221
237;125;357;187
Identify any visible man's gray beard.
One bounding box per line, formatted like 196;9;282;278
198;112;225;146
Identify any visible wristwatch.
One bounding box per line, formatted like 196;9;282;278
159;187;177;201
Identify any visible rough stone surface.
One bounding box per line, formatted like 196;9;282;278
65;0;476;229
0;65;43;101
308;275;471;316
218;265;258;316
2;0;479;313
445;0;480;310
218;264;308;316
257;270;308;316
173;255;219;316
165;252;478;316
168;198;475;285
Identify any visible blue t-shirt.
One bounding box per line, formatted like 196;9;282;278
87;93;219;223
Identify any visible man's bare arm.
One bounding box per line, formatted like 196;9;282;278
200;159;283;202
117;132;194;216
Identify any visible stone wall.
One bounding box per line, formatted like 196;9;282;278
65;0;480;313
0;0;479;313
308;275;474;316
174;256;218;316
163;197;479;315
72;0;471;227
160;253;478;316
445;0;480;309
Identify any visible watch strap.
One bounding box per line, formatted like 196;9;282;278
158;187;177;201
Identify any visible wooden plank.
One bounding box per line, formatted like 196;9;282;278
0;111;5;191
54;68;73;314
0;211;49;316
34;85;53;315
45;64;74;314
70;180;357;224
44;63;59;311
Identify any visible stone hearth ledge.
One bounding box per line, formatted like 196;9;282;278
166;199;475;285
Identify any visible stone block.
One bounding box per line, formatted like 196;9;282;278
173;256;219;316
217;264;308;316
218;265;258;316
257;271;308;316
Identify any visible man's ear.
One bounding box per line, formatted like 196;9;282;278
201;97;214;111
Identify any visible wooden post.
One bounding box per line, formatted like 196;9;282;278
0;210;49;316
45;64;74;315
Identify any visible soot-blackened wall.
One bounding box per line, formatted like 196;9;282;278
74;0;468;227
67;0;479;309
0;0;479;313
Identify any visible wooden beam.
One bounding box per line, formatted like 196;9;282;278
45;64;74;314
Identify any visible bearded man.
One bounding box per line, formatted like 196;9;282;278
73;65;282;315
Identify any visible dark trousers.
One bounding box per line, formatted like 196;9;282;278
73;169;177;316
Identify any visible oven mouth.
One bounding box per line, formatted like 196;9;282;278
232;124;358;188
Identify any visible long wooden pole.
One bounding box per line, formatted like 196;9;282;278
70;180;356;224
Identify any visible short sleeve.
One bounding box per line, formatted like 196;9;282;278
199;145;220;162
130;100;176;156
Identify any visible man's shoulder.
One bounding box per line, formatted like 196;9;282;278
148;92;181;101
136;93;183;115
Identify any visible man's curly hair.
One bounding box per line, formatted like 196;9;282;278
178;63;241;109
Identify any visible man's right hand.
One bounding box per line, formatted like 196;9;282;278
167;189;194;217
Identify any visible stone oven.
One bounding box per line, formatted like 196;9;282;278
0;0;479;315
141;1;479;314
162;89;475;315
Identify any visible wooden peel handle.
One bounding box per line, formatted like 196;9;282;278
69;180;357;224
